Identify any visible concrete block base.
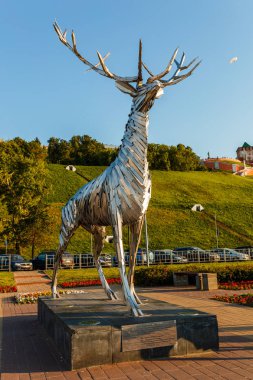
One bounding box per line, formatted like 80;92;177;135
38;290;219;369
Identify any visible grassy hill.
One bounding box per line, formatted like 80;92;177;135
6;164;253;258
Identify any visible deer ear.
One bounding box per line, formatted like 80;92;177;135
115;81;137;97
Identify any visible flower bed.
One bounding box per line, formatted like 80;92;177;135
0;285;17;293
14;278;122;304
212;293;253;306
219;280;253;290
60;277;121;288
14;289;89;304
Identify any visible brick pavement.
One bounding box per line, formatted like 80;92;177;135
14;271;51;294
2;286;253;379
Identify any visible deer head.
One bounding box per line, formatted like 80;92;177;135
53;22;200;113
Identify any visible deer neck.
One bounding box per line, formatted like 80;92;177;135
117;102;149;184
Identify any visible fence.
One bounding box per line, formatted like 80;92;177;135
42;248;253;269
0;255;11;272
1;248;253;271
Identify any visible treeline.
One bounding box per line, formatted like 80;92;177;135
0;138;52;257
47;136;202;171
148;143;203;171
0;136;203;173
48;136;118;166
0;136;202;255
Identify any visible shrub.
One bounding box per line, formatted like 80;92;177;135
134;266;174;286
134;262;253;286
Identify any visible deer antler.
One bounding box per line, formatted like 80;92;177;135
147;48;179;83
137;40;143;87
145;47;200;86
142;62;155;77
85;52;110;72
160;55;201;87
53;22;138;83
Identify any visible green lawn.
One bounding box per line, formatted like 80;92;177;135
45;268;121;283
0;272;15;287
4;165;253;258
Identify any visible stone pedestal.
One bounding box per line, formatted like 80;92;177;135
196;273;218;290
202;273;218;290
173;273;189;286
38;291;219;369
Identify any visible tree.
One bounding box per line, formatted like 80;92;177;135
48;134;117;166
21;202;54;259
0;139;50;255
47;137;72;164
169;144;202;171
148;144;170;170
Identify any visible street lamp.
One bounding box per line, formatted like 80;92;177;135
214;213;219;248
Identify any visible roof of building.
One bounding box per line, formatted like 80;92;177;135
242;142;251;148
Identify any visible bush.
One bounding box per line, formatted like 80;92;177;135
134;262;253;286
134;266;174;286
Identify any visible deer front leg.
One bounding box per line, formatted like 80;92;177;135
51;246;63;299
112;210;144;317
128;217;144;305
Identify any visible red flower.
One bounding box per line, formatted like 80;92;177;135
0;285;17;293
60;278;121;288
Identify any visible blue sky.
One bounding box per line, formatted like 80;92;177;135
1;0;252;159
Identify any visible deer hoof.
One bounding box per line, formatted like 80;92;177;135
106;289;118;300
52;288;60;299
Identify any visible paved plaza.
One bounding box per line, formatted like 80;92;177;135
1;271;253;379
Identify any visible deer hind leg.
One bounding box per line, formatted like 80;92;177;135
112;209;144;317
128;217;144;305
92;226;118;300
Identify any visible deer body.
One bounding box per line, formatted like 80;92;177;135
61;108;150;229
52;22;200;316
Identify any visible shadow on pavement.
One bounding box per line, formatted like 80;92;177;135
1;314;67;373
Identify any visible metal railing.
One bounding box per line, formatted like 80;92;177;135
0;255;11;272
1;248;253;272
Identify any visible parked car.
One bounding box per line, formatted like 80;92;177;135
211;248;250;261
112;249;154;266
74;253;95;268
0;254;10;269
173;247;220;262
153;250;188;264
235;246;253;258
73;253;111;268
59;253;75;269
98;254;112;267
10;255;33;271
32;251;74;269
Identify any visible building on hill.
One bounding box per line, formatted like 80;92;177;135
203;156;253;176
203;157;242;173
236;142;253;164
234;166;253;177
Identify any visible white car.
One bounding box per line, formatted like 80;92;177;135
154;250;188;264
211;248;250;261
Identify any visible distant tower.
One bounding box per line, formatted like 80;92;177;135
236;142;253;164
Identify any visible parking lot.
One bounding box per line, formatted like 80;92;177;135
1;247;253;272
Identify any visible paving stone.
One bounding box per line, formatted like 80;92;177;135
2;286;253;379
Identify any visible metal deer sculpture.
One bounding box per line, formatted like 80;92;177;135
52;22;200;317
